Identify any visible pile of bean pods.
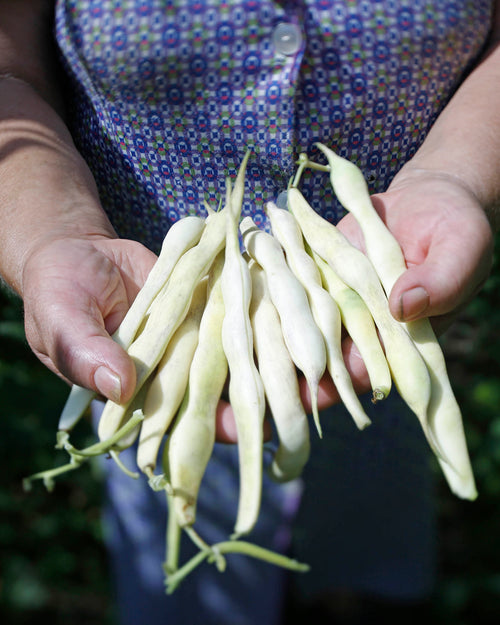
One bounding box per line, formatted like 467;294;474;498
24;145;476;592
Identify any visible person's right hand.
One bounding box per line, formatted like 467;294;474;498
21;235;157;405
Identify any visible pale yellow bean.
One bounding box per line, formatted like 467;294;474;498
97;208;227;442
266;202;371;430
165;252;227;526
316;143;476;499
220;168;266;538
287;187;443;462
58;215;206;432
136;277;208;475
310;247;392;402
240;215;327;437
249;259;311;482
114;215;206;348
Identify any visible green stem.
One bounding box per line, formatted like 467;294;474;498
24;412;145;491
185;526;226;572
23;458;83;492
109;449;140;479
292;153;309;188
165;550;210;594
164;492;182;575
184;525;211;553
216;540;310;572
62;411;144;457
292;152;330;188
164;538;309;594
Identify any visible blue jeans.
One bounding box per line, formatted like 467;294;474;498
95;391;436;625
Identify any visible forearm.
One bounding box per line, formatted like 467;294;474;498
396;16;500;231
0;1;116;296
0;78;117;294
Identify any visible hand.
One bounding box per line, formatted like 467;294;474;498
308;169;495;414
21;235;157;404
18;232;258;444
370;169;494;327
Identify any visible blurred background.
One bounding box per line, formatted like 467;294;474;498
1;232;499;625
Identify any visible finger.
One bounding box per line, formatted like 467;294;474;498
215;399;239;443
298;336;373;413
25;292;137;404
215;399;273;444
335;211;366;251
388;215;494;321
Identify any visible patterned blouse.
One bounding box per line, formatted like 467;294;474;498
55;0;494;252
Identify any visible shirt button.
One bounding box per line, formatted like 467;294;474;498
272;22;303;56
275;190;288;209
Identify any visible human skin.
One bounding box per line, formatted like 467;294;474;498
0;1;498;441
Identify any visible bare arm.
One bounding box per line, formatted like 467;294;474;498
399;7;500;231
0;2;242;441
0;1;156;403
338;4;500;331
0;0;116;291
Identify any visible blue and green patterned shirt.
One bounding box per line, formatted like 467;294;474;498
55;4;495;615
55;0;494;252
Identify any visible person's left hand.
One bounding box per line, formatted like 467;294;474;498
359;169;494;326
299;168;495;415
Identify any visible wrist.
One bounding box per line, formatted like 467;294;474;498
0;154;116;295
392;158;499;233
0;78;117;295
0;143;117;296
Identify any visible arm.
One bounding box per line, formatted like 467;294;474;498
0;2;243;442
318;5;500;406
0;1;157;404
370;7;500;324
336;5;500;328
397;7;500;232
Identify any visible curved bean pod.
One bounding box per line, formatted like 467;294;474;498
136;277;208;475
316;143;476;499
266;202;371;430
287;187;442;462
240;216;327;437
165;252;228;526
97;208;227;442
58;215;206;432
310;247;392;402
249;259;311;482
221;176;265;538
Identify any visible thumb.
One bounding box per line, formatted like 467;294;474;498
388;222;494;323
57;325;137;405
25;291;137;405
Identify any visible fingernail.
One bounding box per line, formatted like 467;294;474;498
94;366;122;403
399;287;429;321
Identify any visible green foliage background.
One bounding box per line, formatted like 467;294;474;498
0;287;115;624
0;233;499;624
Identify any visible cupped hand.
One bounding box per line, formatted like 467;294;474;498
305;168;495;416
370;169;494;326
21;235;157;404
